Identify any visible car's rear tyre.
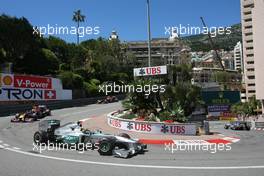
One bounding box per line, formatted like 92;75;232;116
98;139;114;155
118;133;131;139
33;131;47;145
10;118;20;122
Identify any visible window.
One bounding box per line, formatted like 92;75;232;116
246;54;254;57
248;76;255;79
245;32;253;36
246;47;254;50
244;11;252;15
243;4;254;8
244;18;252;22
246;40;253;43
245;25;252;29
247;61;254;64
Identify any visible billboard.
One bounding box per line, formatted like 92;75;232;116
201;91;241;105
207;105;230;112
108;112;197;135
201;91;240;117
133;65;167;77
0;73;72;101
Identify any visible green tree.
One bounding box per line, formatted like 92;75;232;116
45;36;70;63
72;10;85;45
163;83;202;117
0;14;44;73
169;64;192;85
20;48;59;75
122;80;159;117
58;71;84;89
231;96;261;118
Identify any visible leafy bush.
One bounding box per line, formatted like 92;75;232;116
158;111;171;122
84;79;101;96
58;71;84;89
121;113;137;119
231;96;261;116
158;103;187;122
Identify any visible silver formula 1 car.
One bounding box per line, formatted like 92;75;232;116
33;119;147;158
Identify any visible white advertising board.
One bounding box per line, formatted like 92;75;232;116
133;65;167;77
0;73;72;101
107;112;197;135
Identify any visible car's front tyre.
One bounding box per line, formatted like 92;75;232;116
98;139;114;155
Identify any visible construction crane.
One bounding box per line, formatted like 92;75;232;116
200;17;225;71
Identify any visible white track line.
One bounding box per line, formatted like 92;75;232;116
3;147;264;170
12;147;21;150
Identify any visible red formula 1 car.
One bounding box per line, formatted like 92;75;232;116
11;104;51;123
11;110;39;123
97;96;118;104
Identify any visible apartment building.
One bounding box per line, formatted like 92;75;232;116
241;0;256;100
233;41;243;72
252;0;264;111
122;33;191;67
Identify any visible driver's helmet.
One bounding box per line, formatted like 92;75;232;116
77;121;82;127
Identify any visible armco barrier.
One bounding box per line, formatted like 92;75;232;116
107;111;198;135
255;122;264;128
0;95;125;117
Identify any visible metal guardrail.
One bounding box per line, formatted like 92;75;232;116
0;94;125;117
255;122;264;128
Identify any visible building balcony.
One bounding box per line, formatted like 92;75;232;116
244;28;253;34
243;34;253;42
243;13;252;20
243;21;253;28
244;42;254;48
245;79;255;84
246;71;255;77
242;0;254;7
245;55;254;60
243;7;252;14
245;49;254;55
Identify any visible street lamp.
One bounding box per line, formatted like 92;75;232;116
147;0;151;67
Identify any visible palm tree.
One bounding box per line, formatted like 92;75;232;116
72;10;85;45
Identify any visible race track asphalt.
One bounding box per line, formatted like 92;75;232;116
0;102;264;176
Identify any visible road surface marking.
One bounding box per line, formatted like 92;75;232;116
3;147;264;170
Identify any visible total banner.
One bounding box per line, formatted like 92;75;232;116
107;112;197;135
0;73;72;101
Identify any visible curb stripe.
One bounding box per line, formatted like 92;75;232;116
138;138;240;145
138;139;174;145
205;139;231;144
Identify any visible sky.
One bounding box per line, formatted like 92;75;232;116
0;0;241;43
